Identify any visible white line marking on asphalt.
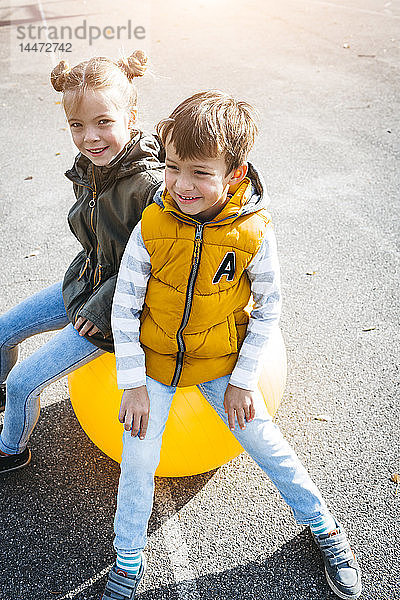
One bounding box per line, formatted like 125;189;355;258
157;479;201;599
36;0;77;157
36;0;57;66
48;480;200;600
57;563;113;599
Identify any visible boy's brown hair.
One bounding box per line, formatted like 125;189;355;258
156;90;258;174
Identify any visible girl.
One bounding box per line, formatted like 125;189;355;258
0;50;164;473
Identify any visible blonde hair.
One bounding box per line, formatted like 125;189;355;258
156;90;258;174
50;50;147;115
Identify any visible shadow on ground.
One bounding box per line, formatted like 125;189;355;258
0;401;336;600
82;530;337;600
0;401;214;600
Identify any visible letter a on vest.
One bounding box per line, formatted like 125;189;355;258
212;251;236;284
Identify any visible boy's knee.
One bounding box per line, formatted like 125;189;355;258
121;433;161;472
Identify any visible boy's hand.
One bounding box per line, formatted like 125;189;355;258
224;384;256;431
74;316;100;336
119;386;150;439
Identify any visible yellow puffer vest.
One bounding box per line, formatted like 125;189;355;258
140;176;271;387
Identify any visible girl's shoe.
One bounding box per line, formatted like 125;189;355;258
0;385;5;412
312;524;362;599
101;555;146;600
0;447;31;474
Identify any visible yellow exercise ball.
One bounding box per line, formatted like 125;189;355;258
68;327;287;477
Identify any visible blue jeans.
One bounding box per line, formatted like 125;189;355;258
114;375;331;556
0;282;104;454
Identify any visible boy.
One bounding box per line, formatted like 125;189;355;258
105;91;362;600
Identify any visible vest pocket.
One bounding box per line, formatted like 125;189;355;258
184;313;238;358
140;308;241;359
227;312;238;353
140;308;179;353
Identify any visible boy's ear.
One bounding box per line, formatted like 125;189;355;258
228;163;248;185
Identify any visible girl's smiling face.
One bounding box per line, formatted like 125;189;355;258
65;89;133;166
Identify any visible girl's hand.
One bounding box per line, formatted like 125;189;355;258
119;387;150;440
74;316;100;336
223;383;256;431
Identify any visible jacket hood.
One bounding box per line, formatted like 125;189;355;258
241;162;270;215
153;161;270;220
65;130;165;186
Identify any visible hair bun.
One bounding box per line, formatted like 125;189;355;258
118;50;148;81
50;60;71;91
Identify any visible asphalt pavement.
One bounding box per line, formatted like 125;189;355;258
0;1;399;599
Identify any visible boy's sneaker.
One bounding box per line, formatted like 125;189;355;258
0;385;5;412
312;524;362;599
101;555;146;600
0;448;31;474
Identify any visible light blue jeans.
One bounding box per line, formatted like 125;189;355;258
0;282;104;454
114;375;331;556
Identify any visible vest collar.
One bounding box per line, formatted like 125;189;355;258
161;177;254;225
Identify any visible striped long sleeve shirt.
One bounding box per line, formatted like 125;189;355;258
112;221;281;392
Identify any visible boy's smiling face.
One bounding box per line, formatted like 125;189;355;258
165;140;247;222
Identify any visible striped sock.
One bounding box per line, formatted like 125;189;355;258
116;550;142;577
309;514;337;537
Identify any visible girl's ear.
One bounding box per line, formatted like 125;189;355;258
228;163;248;185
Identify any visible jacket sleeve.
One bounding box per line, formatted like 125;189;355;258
77;275;118;336
111;222;151;389
229;225;282;391
77;176;162;337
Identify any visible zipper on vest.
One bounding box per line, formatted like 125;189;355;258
171;223;204;386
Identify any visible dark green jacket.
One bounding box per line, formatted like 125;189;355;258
62;130;165;352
